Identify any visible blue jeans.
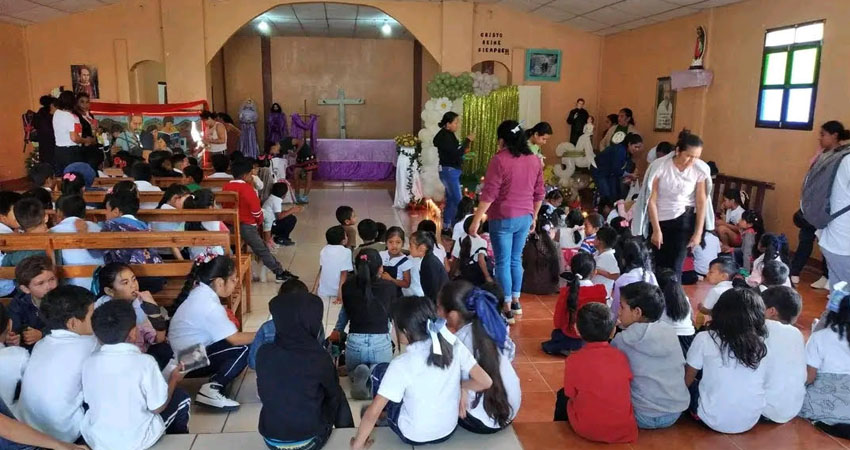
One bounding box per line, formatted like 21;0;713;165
345;333;393;372
489;214;534;302
0;397;30;450
440;167;462;228
634;411;681;429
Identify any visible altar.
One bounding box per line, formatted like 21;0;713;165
314;139;396;181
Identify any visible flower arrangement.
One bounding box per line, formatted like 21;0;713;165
394;133;419;150
395;133;423;202
24;149;40;173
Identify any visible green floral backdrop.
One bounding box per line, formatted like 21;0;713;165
460;85;519;178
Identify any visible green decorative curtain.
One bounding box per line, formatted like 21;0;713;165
461;86;519;177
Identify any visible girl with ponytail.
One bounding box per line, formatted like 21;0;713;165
352;296;492;448
341;248;397;399
746;232;791;287
409;230;449;301
438;280;520;432
542;252;608;355
168;255;254;410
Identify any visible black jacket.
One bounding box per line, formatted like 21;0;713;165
257;293;354;441
420;251;449;302
567;108;589;145
434;128;470;169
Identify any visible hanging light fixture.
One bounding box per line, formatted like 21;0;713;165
381;20;391;36
257;20;270;33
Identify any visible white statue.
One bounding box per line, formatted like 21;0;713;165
552;120;596;185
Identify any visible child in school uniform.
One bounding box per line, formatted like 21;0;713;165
542;252;608;355
746;233;791;288
183;189;228;260
18;285;98;443
82;301;191;449
729;210;764;273
559;209;585;269
451;197;476;243
130;162;162;209
0;191;22;298
656;268;696;356
612;282;689;429
92;262;173;369
257;292;354;450
760;286;805;424
760;260;790;291
521;211;561;295
592;226;620;295
151;183;191;232
714;188;748;247
351;297;493;448
169;256;254;410
554;302;638;443
691;230;721;282
101;189;162;265
28;163;55;194
336;205;358;250
381;227;413;292
51;195;103;289
262;182;301;247
542;189;563;216
182;165;204;192
580;213;604;255
611;237;657;324
453;217;495;287
315;225;353;305
408;231;449;302
0;305;29;408
6;255;57;351
439;281;521;433
207;153;234;179
697;257;739;316
685;288;768;434
352;219;388;263
1;198;51;267
416;220;447;266
800;286;850;438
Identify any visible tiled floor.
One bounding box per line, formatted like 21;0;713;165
154;188;847;450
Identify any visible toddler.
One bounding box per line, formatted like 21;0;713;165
580;213;604;255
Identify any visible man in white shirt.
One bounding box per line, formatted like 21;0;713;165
761;287;806;423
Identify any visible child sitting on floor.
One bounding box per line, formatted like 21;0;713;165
82;301;190;449
352;219;386;263
656;268;696;356
408;230;449;302
558;209;585;257
555;302;637;443
0;305;29;408
18;285;98;443
542;252;608;356
580;213;604;255
612;282;689;429
686;288;768;434
381;227;413;292
336;205;358;250
50;195;103;289
0;191;22;298
760;286;805;424
6;255;57;350
746;233;791;287
351;296;492;448
454;217;495;287
690;230;721;284
249;279;321;370
314;226;353;305
262;182;301;247
728;209;764;273
416;220;446;265
715;188;749;247
612;237;657;324
761;260;790;291
591;226;620;295
698;257;741;316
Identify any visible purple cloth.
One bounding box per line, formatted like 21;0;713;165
291;114;319;150
267;111;288;144
479;149;545;221
314;139;397;181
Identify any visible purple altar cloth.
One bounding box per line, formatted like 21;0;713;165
315;139;396;181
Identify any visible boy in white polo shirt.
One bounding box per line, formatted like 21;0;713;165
697;257;738;316
18;285;98;443
82;300;190;449
760;286;806;423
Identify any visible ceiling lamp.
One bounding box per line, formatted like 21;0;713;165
381;21;391;36
257;20;270;33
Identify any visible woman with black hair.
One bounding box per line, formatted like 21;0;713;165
594;133;643;202
814;120;850;291
599;107;638;151
53;90;84;173
469;120;544;317
526;122;552;165
435;112;475;229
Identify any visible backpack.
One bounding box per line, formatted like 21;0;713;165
459;246;495;286
800;144;850;229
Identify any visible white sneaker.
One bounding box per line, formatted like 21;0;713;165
811;276;830;290
791;275;800;285
196;383;240;410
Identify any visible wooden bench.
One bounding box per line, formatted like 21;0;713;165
712;173;776;214
92;177;232;190
101;167;214;177
52;190;238;207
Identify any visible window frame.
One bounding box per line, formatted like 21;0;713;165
755;20;824;131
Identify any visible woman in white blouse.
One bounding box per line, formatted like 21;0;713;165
646;130;708;278
52;90;84;174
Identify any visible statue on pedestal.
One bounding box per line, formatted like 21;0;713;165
690;26;707;70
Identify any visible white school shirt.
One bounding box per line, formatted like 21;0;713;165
434;243;447;264
559;226;584;249
451;235;489;260
762;320;806;423
701;280;733;310
455;323;521;429
318;245;353;298
693;233;721;276
807;327;850;374
168;282;237;352
0;223;16;296
81;343;169;450
452;214;473;241
654;157;707;222
377;339;477;443
95;295;150;328
725;206;745;225
188;221;227;260
660;298;696;336
270;157;288;181
262;195;284;231
380;250;414;279
592;248;619;295
820;156;850;256
605;209;619;224
134;180;162;209
0;345;29;409
207;172;234;179
402;257;425;297
19;330;99;442
53;109;80;147
151;203;184;232
50;217;103;289
686;331;767;434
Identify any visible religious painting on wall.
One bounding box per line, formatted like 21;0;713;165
654;77;675;132
525;49;561;82
71;64;99;99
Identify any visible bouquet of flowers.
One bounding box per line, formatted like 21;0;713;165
394;133;419;149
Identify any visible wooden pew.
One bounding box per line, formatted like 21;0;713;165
92;177;232;190
711;173;776;214
52;190;238;207
101;167;215;177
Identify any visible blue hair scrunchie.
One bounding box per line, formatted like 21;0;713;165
465;288;508;350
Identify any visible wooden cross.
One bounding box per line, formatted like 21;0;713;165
318;88;364;139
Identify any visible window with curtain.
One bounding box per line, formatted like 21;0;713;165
756;21;824;130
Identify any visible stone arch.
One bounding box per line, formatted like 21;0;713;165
129;60;165;104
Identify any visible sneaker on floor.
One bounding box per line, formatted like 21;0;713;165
511;301;523;315
791;275;800;285
504;310;516;325
811;276;830;290
281;270;299;279
195;383;240;410
275;271;293;283
273;236;296;246
350;364;372;400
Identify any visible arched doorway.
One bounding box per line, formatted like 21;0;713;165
471;60;511;85
129;60;165;104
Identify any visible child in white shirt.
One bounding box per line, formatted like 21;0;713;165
685;288;767;434
381;227;413;291
50;195;104;289
19;285;98;443
692;231;721;279
314;225;353;303
82;301;190;449
452;218;493;286
151;184;191;232
0;192;21;297
207;154;234;180
351;297;492;448
746;233;791;288
130;162;163;209
262;182;301;247
0;306;29;409
592;226;619;295
760;286;806;423
656;268;695;356
698;257;738;316
183;189;228;260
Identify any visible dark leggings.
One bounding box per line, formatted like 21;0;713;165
554;388;570;422
161;388;192;434
271;215;297;241
790;213;829;278
653;209;696;279
185;338;249;390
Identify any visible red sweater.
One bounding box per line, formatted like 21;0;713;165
563;342;638;443
553;285;608;338
223;180;262;226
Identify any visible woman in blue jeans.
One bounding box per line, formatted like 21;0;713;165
435;112;475;229
342;248;398;400
469;120;545;316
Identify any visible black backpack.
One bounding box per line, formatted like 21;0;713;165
459;246;495;286
800;144;850;229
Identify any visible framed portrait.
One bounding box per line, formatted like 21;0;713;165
654;77;675;131
525;49;561;82
71;65;99;99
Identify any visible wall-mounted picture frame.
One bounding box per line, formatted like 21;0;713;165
71;65;99;99
654;77;675;132
525;49;561;82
